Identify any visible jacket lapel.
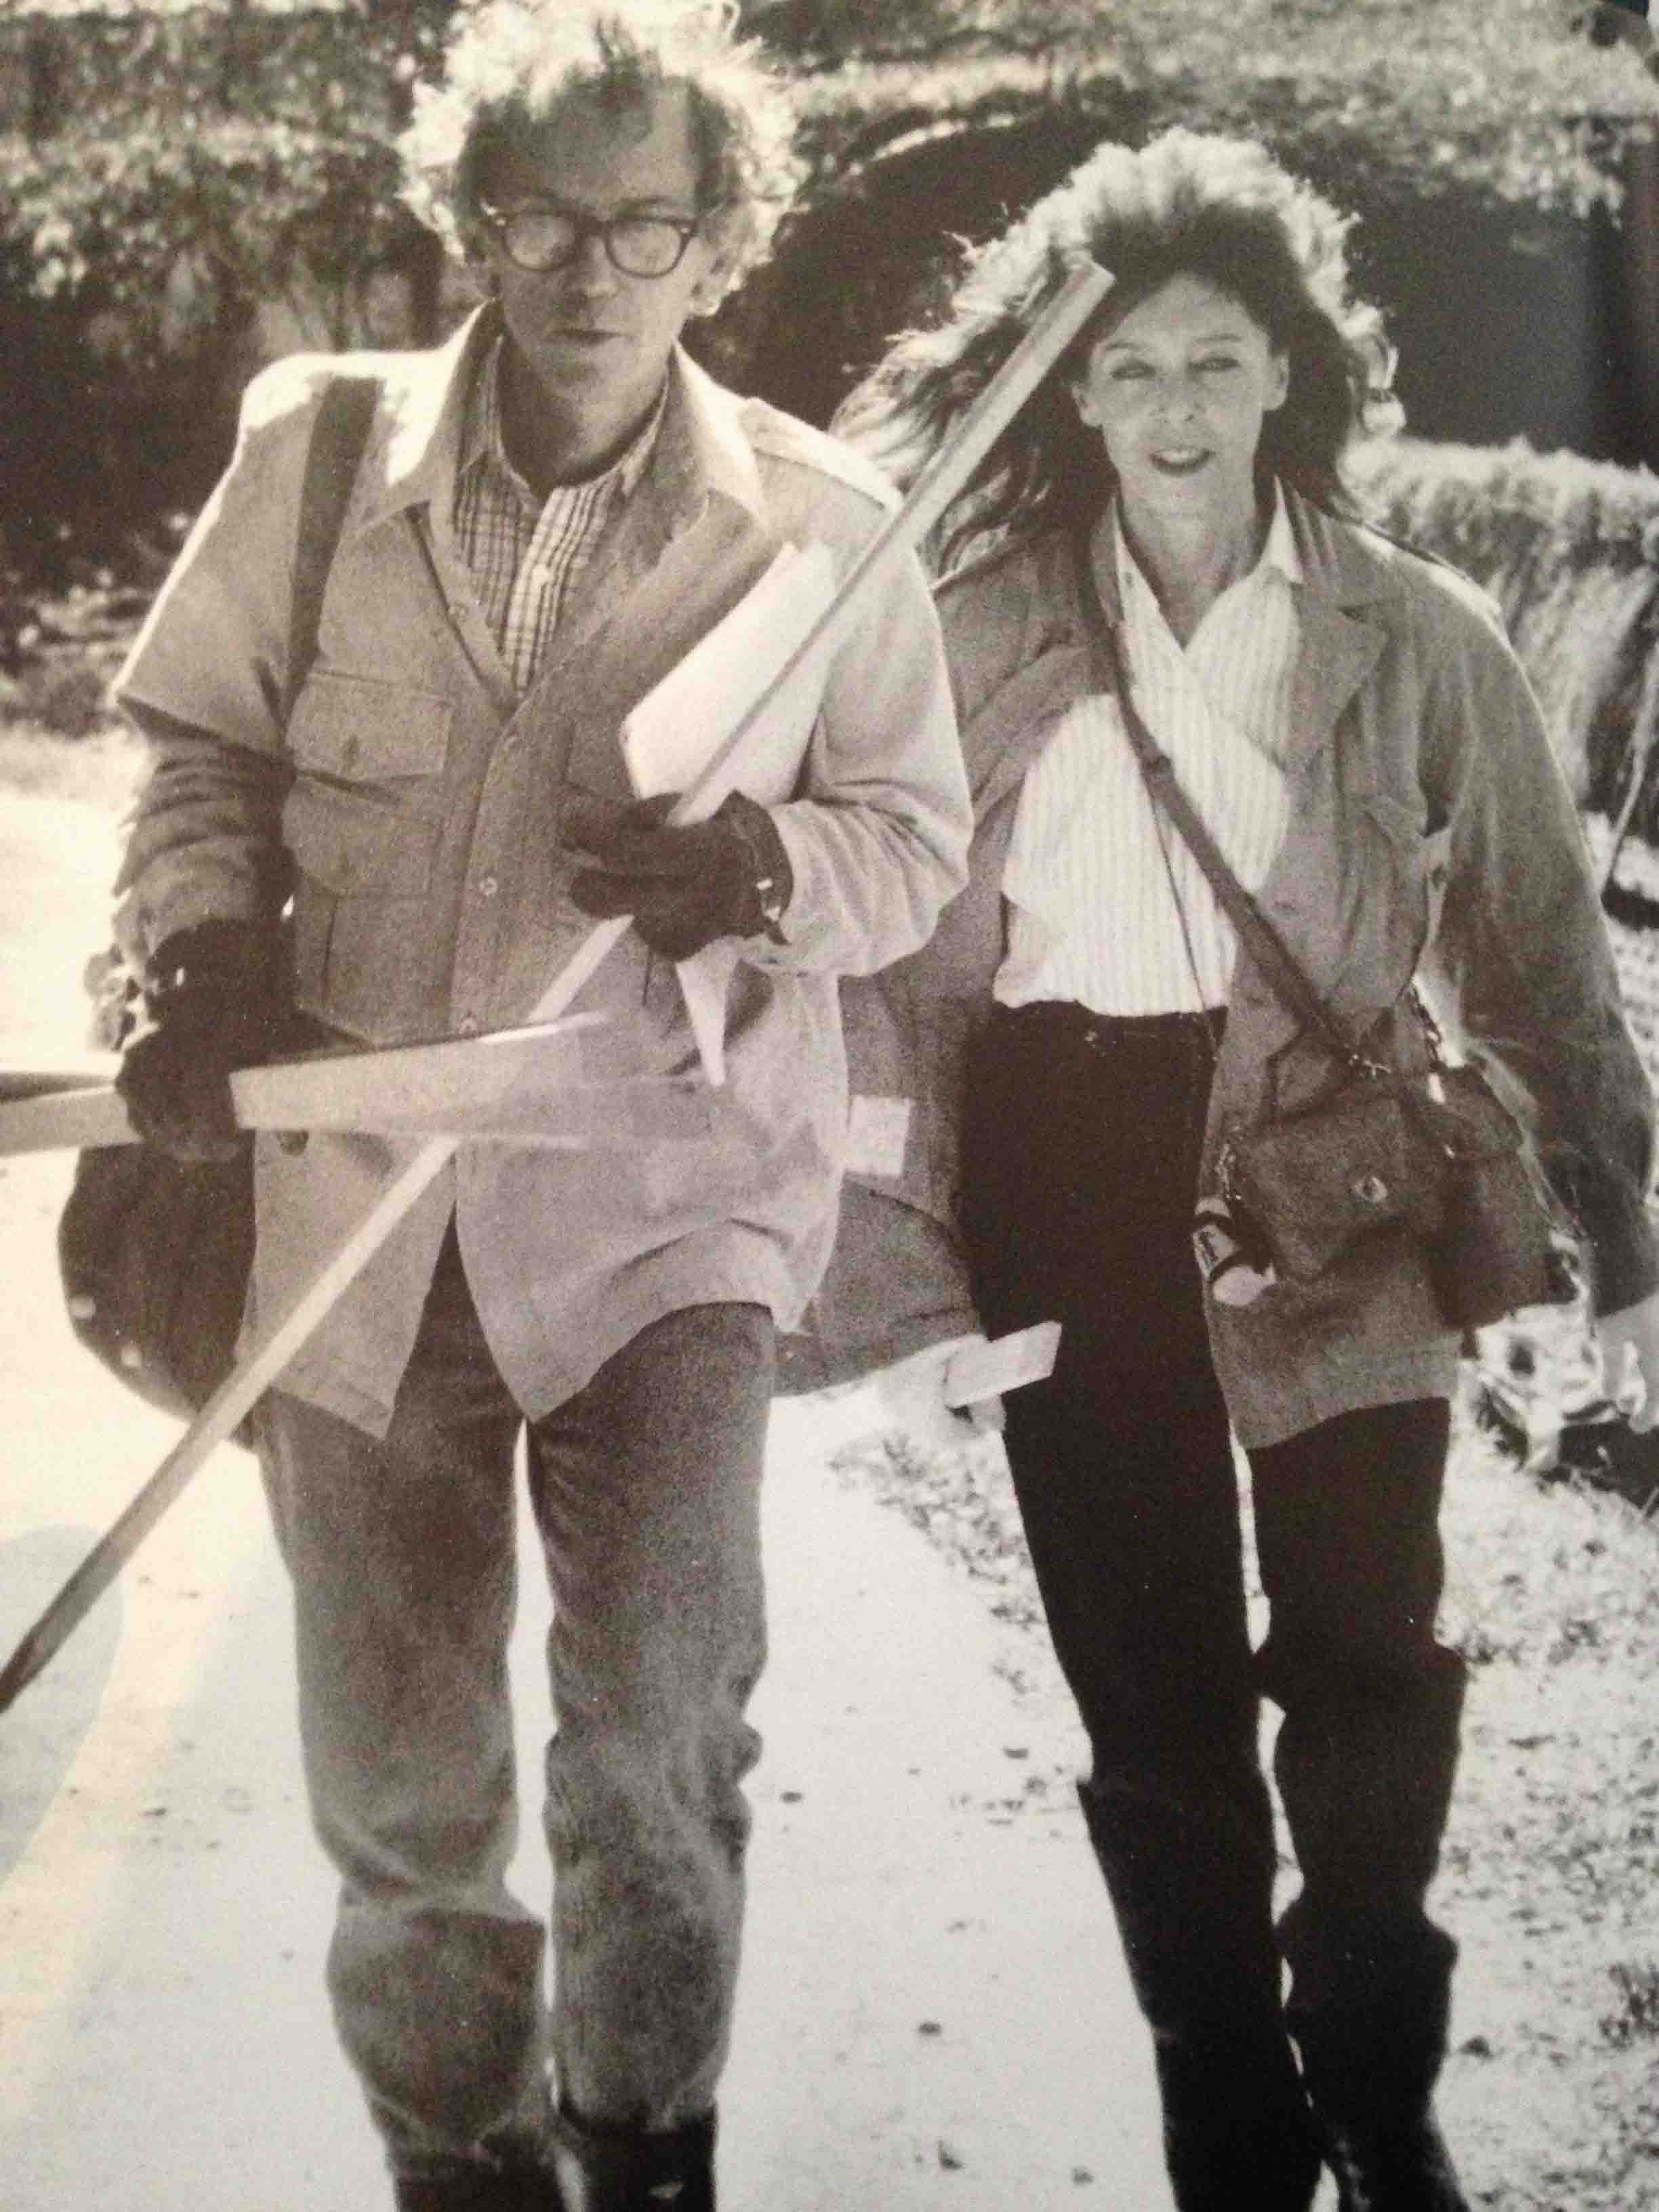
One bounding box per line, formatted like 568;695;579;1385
1234;499;1403;1065
514;353;783;802
962;530;1097;821
968;649;1092;818
1278;594;1387;778
1277;493;1391;775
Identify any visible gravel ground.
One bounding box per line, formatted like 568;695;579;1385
828;1336;1659;2209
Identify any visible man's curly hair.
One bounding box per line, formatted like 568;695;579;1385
399;0;803;300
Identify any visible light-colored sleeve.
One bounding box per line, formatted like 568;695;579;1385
1420;585;1659;1313
752;539;970;977
110;365;316;966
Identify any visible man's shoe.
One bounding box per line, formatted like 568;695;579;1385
393;2165;562;2211
1318;2105;1472;2212
550;2108;715;2212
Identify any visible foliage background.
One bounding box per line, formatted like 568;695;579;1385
2;0;1658;576
2;9;1658;2205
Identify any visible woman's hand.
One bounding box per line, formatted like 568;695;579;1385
1595;1292;1659;1432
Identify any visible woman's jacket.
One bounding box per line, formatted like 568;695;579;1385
783;490;1658;1448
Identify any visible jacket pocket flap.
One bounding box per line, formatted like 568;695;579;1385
289;674;453;781
283;776;439;895
1227;1084;1434;1280
837;972;972;1224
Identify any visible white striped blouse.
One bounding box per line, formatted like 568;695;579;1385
996;489;1303;1015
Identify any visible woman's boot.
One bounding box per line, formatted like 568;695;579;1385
1149;2025;1324;2212
1281;1904;1471;2212
1267;1616;1472;2212
1079;1779;1322;2212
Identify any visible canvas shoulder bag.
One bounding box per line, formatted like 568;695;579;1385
57;374;380;1421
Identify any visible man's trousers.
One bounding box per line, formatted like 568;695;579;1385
257;1227;774;2187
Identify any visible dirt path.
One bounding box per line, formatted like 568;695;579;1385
0;792;1172;2209
9;781;1653;2211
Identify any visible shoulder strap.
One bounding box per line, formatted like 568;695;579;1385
1071;531;1374;1073
282;374;380;724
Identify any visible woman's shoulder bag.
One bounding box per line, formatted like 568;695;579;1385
1072;531;1579;1333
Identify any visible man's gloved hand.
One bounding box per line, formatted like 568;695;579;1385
567;790;792;961
116;920;293;1163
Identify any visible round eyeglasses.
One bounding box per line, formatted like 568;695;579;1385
478;200;706;280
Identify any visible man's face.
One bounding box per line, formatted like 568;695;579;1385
480;84;731;476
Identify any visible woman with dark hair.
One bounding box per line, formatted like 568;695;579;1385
832;129;1659;2211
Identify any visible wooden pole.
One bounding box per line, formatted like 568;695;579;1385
0;1015;720;1155
0;262;1113;1714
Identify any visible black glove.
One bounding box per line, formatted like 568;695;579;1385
116;920;295;1163
567;790;793;962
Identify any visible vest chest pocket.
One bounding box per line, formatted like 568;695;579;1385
281;678;451;1038
287;672;454;785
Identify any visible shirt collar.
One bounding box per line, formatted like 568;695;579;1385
1112;477;1303;617
354;304;768;548
461;331;668;512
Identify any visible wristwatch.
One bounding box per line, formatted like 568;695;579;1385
722;794;792;944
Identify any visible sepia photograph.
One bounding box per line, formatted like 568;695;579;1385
2;4;1658;2209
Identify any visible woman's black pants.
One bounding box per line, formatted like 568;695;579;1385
964;1004;1467;2207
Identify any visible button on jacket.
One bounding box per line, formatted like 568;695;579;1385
114;308;971;1435
804;491;1658;1448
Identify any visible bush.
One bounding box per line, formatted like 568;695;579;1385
778;0;1659;218
0;3;447;578
1351;435;1659;831
2;0;1655;578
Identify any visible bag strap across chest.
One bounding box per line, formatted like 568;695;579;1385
1071;529;1382;1078
282;373;380;724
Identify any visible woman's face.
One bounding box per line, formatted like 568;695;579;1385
1071;273;1290;533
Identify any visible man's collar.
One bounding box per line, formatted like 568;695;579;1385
651;347;767;523
462;332;667;509
354;305;495;531
355;308;765;534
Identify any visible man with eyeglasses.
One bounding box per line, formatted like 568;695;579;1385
106;5;970;2208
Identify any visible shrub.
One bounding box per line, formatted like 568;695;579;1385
1351;436;1659;830
3;0;1656;575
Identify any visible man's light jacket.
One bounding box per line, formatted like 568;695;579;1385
115;309;971;1436
790;493;1659;1448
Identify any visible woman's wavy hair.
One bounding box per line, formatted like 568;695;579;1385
835;127;1399;570
398;0;803;300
